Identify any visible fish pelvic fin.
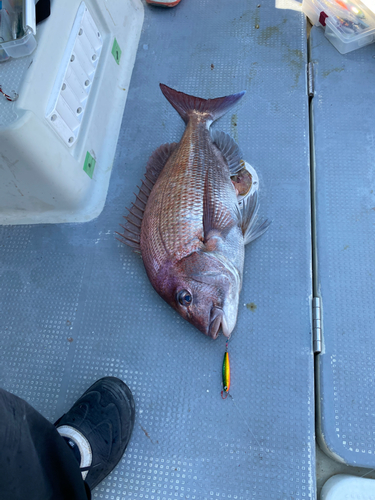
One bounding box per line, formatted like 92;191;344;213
238;191;272;245
118;142;178;251
160;84;245;125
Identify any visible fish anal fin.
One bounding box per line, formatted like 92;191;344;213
119;142;177;250
211;130;243;175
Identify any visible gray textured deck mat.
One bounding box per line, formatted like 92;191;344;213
0;2;315;498
310;27;375;468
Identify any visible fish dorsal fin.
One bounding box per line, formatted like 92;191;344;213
117;143;178;251
211;130;243;175
160;84;245;124
238;191;271;245
203;172;237;249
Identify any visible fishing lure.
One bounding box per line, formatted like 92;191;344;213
221;339;230;399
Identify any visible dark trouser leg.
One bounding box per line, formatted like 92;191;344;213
0;388;90;500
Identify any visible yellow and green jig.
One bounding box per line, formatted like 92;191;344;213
221;339;231;399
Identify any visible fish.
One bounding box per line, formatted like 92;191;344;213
118;84;270;339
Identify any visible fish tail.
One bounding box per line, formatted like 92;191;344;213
160;84;245;124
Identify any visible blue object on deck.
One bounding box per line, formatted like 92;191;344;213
0;1;315;498
311;25;375;468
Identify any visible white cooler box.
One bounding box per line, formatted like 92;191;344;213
0;0;144;224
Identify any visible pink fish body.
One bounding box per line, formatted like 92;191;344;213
119;84;269;339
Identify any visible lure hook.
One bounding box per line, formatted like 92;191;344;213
221;390;229;400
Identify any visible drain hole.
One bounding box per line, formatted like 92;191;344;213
77;107;82;114
70;55;75;62
51;114;57;122
84;80;90;87
68;137;74;143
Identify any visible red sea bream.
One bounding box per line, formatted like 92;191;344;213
118;84;270;339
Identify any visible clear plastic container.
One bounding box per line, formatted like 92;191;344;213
302;0;375;54
0;0;37;61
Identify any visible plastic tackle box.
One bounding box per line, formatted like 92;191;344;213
302;0;375;53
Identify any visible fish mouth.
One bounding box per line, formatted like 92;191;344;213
209;307;230;339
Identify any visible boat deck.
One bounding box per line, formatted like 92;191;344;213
1;0;374;498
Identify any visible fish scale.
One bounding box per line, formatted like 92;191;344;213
155;120;207;258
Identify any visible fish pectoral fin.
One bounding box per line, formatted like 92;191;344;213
211;130;243;175
203;205;236;242
203;231;224;251
240;191;272;245
203;174;237;243
118;143;178;251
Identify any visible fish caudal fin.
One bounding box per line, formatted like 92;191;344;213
117;142;178;251
160;84;245;124
238;191;271;245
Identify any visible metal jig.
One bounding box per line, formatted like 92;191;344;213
221;338;231;399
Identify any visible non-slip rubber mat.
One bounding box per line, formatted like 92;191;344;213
0;1;314;498
310;26;375;468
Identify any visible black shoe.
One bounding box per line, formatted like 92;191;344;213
55;377;135;490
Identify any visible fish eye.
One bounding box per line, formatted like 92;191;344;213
177;290;193;307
